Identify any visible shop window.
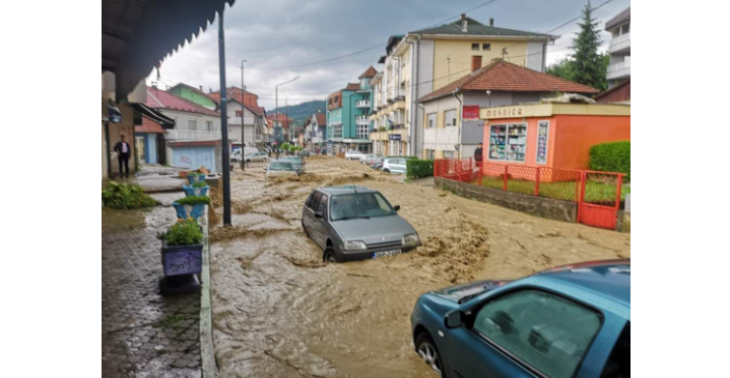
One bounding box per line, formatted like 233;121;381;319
445;110;457;127
427;113;436;128
471;43;479;51
489;123;527;162
535;121;549;164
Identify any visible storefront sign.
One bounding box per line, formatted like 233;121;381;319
389;134;401;141
463;105;480;119
485;106;524;118
536;121;550;164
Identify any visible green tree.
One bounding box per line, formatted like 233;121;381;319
547;57;577;82
571;1;606;90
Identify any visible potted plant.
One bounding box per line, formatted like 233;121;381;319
172;195;210;220
182;181;209;197
158;217;204;295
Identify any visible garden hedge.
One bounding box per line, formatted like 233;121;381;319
406;159;435;179
589;141;630;179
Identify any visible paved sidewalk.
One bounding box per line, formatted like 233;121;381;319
102;193;202;378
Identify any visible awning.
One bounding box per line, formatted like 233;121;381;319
102;0;236;100
130;103;175;128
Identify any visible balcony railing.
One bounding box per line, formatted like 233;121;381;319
606;58;631;80
355;100;371;108
165;129;221;141
608;32;630;54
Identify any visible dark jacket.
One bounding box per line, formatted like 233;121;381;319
114;141;131;156
474;147;483;162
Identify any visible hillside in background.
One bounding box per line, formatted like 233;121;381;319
269;100;326;124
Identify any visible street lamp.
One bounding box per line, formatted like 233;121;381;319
275;76;299;143
240;59;247;170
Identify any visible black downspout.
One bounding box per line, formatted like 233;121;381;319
105;120;113;178
218;10;232;226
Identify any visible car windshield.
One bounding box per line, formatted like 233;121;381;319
281;156;302;163
330;192;396;221
269;161;294;171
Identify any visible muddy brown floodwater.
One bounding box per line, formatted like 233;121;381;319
209;157;630;378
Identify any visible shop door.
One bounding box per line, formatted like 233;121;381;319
577;171;624;230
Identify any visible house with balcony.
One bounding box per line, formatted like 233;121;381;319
204;86;267;149
605;7;630;90
266;113;294;143
369;15;557;157
326;67;377;154
303;112;327;151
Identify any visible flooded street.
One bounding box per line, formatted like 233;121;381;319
209;157;631;378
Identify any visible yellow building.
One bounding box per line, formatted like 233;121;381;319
369;14;556;157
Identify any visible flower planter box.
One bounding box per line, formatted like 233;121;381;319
182;185;209;197
172;202;206;220
161;239;203;277
187;174;207;184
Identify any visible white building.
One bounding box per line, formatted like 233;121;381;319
605;7;630;88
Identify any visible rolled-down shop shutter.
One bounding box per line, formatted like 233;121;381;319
171;146;217;173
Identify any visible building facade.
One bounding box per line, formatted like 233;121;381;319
303;112;327;151
326;68;376;153
605;7;630;89
370;15;556;157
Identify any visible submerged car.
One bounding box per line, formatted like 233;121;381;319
264;160;298;180
301;185;421;262
279;156;305;173
410;259;630;378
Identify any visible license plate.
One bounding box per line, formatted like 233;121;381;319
372;249;402;259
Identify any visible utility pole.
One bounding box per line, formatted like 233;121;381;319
218;10;231;226
240;59;247;170
275;76;299;145
285;97;288;143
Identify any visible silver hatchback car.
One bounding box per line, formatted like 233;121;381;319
301;185;421;262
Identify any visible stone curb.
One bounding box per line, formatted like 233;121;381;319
200;207;217;378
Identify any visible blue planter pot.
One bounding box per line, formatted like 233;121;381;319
172;202;206;220
187;174;206;184
182;185;209;197
161;240;203;277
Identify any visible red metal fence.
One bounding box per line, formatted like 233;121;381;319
434;159;627;230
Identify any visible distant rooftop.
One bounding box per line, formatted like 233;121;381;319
410;16;552;38
605;7;630;30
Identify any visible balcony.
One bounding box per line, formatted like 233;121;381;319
608;32;630;54
606;57;631;81
355;115;370;125
165;129;221;141
355;100;371;108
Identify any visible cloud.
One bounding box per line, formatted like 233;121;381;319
148;0;629;108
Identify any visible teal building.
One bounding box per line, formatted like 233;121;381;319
326;66;378;153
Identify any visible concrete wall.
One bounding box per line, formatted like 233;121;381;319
101;100;137;178
435;177;578;223
526;41;547;72
422;95;461;158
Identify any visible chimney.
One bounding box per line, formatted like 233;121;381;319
461;14;468;33
199;85;203;91
471;56;482;72
489;18;494;27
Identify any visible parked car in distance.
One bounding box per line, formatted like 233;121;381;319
382;158;407;174
361;154;381;165
345;150;364;160
370;157;385;170
410;259;630;378
301;185;421;263
279;156;305;174
264;160;298;180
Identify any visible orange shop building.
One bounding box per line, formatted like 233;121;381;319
480;103;630;171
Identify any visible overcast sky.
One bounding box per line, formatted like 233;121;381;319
147;0;630;109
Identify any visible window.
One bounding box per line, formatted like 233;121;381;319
331;192;395;220
471;43;480;51
331;125;343;139
536;121;550;164
483;43;491;51
426;149;435;160
472;290;601;378
357;123;369;139
445;109;457;127
601;323;630;378
306;191;321;210
318;194;329;218
622;23;630;34
443;151;454;159
334;96;339;103
206;121;213;131
427;113;436;128
235;110;243;117
188;119;198;130
489;123;527;162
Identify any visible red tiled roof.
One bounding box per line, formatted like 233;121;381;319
145;87;220;116
267;113;294;129
419;60;599;103
209;86;261;108
345;83;361;91
358;66;378;79
315;113;326;126
135;117;167;134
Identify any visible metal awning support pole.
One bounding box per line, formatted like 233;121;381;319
105;120;113;178
218;10;232;226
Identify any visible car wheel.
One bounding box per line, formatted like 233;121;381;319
383;168;390;173
416;333;445;377
323;246;338;263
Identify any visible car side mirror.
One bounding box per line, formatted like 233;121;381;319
394;205;400;212
263;168;268;172
314;211;324;219
445;310;464;329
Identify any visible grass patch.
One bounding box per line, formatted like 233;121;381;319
475;177;630;202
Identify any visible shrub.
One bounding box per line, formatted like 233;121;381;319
160;218;203;246
589;141;630;179
175;195;211;206
102;182;158;209
406;159;435;179
191;181;208;188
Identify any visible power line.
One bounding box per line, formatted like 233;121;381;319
257;43;386;70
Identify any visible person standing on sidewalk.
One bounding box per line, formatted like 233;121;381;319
474;143;483;164
113;135;131;178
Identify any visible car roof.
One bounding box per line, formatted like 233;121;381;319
317;185;378;196
525;260;630;314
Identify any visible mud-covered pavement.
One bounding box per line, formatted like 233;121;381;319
209;157;630;378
